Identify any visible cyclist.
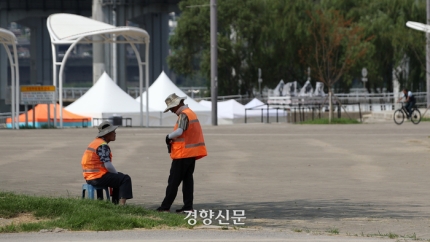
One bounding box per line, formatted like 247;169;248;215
398;88;416;118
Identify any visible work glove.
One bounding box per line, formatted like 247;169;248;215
165;135;172;145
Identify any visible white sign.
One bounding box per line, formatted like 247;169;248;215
20;86;56;104
362;68;368;77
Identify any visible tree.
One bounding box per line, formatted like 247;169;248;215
168;0;426;101
168;0;313;96
300;9;372;122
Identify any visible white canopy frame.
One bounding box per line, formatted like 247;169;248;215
46;13;150;128
0;28;19;130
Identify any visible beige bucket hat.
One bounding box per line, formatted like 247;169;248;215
97;121;118;137
163;93;187;113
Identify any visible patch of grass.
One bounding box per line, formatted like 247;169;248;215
18;125;36;129
0;191;191;233
326;227;339;234
299;118;360;124
18;125;56;129
420;117;430;122
293;228;302;232
367;231;400;239
40;124;56;129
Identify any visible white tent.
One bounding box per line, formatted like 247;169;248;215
244;98;265;109
199;99;247;124
200;99;245;119
244;98;288;120
65;72;160;126
136;71;211;125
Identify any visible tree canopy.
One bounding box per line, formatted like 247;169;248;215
167;0;427;96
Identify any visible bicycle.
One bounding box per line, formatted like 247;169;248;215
393;102;421;125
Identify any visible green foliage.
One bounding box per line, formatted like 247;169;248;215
299;118;360;124
326;227;340;234
168;0;427;95
0;191;190;232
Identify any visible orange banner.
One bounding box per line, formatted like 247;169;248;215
20;86;55;92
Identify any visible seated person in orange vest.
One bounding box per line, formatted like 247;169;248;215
81;121;133;205
156;93;207;213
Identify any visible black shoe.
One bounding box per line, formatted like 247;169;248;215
175;208;193;213
156;207;170;212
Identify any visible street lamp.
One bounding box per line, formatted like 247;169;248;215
258;68;262;96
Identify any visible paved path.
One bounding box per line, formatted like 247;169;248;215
0;228;395;242
1;123;430;241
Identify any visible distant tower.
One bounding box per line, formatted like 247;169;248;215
92;0;106;84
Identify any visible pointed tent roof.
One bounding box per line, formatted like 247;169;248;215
245;98;265;109
66;72;152;115
135;71;210;112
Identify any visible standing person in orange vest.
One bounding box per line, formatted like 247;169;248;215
156;93;207;213
81;121;133;205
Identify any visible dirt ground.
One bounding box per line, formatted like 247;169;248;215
1;122;430;240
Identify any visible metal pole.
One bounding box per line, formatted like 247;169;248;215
51;43;57;127
92;0;105;84
145;43;150;127
32;104;35;127
13;43;19;129
210;0;218;126
59;37;83;128
112;3;117;84
47;103;50;127
25;104;28;127
3;43;15;129
427;0;430;107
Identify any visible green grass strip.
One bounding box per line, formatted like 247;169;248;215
299;118;360;124
0;191;191;232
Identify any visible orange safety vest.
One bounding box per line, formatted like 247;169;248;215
81;138;111;180
171;108;207;160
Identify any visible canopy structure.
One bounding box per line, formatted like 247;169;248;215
46;13;150;128
0;28;19;129
65;72;160;126
136;71;211;125
200;99;245;124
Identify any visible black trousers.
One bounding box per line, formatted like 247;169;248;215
87;172;133;204
161;157;196;210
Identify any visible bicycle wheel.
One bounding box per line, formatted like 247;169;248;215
393;109;404;125
410;109;421;124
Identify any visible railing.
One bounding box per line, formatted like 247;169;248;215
287;102;363;123
93;117;132;127
62;86;209;100
195;95;244;102
244;106;287;123
267;92;427;110
62;87;89;101
0;112;26;128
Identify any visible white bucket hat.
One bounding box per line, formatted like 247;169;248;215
163;93;187;113
97;121;118;137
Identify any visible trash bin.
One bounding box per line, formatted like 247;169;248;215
109;116;122;126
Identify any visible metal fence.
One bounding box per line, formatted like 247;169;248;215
287;102;364;123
